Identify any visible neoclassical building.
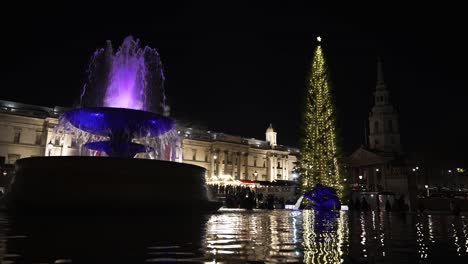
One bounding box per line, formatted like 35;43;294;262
179;124;298;181
0;100;299;182
0;101;65;164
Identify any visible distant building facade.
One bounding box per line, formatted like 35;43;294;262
345;59;417;209
179;124;298;181
0;100;299;182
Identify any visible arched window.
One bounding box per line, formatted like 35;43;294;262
374;121;379;133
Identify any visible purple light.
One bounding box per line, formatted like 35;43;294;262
63;107;174;138
104;37;147;110
82;36;166;113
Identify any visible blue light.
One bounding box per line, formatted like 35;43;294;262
62;107;175;157
304;184;341;211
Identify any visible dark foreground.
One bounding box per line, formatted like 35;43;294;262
0;209;467;263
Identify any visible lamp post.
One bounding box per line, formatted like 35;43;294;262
47;140;54;156
253;171;258;180
358;175;364;191
425;185;429;197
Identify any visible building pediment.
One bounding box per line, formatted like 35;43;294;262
347;147;393;167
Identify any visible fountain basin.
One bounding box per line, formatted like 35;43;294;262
84;141;149;157
62;107;175;137
4;157;221;212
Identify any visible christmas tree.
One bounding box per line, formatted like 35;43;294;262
298;37;343;199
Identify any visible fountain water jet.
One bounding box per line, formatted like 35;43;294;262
4;37;221;212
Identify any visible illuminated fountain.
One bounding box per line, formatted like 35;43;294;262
4;37;221;212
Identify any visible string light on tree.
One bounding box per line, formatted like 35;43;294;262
298;36;343;199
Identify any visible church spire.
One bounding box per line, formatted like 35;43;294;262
368;57;401;153
376;57;387;91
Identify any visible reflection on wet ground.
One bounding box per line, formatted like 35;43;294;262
1;209;467;263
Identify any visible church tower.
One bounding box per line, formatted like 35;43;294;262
265;123;277;148
368;58;401;153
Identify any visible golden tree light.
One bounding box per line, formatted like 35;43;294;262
299;40;343;199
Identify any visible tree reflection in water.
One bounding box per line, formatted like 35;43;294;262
1;210;468;263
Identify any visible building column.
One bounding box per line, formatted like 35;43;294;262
281;158;285;179
210;150;215;178
236;152;242;180
269;156;275;182
218;150;225;177
224;150;229;177
215;149;220;177
266;154;272;181
273;156;277;181
244;153;249;180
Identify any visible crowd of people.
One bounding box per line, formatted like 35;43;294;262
208;184;290;209
348;195;408;212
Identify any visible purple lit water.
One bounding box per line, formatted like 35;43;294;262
55;36;178;159
81;36;167;114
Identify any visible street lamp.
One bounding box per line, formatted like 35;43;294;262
358;175;363;180
253;171;258;179
47;140;54;156
424;185;429;197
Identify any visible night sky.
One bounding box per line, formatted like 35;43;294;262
2;2;467;167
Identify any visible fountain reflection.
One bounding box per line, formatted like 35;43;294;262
0;212;208;263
